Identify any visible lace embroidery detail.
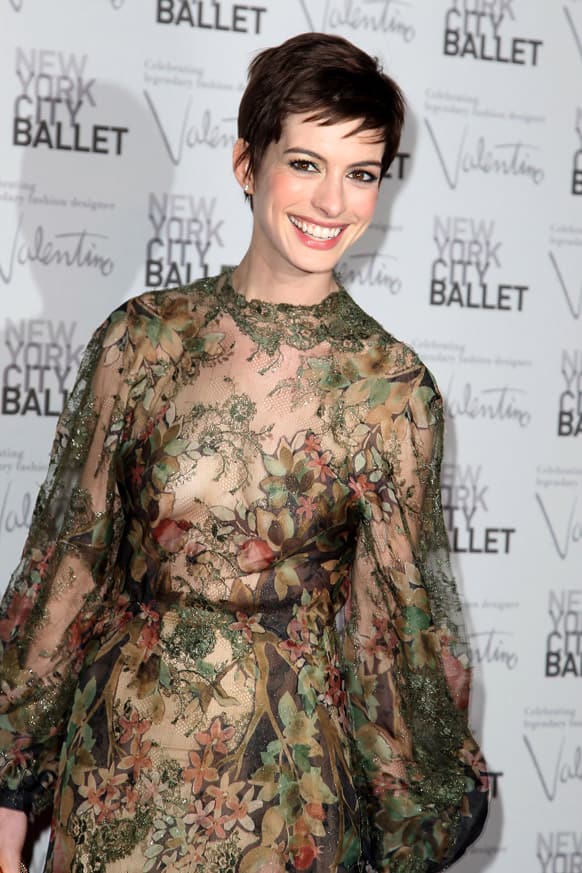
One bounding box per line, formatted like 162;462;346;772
0;272;488;870
198;268;384;355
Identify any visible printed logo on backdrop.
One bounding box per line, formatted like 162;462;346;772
413;336;532;427
548;225;582;320
536;493;582;562
564;3;582;61
143;92;235;167
523;705;582;802
424;118;545;190
385;152;411;183
145;192;225;285
155;1;267;33
469;628;518;671
338;250;402;297
557;349;582;437
443;0;543;65
337;222;405;297
523;727;582;802
483;770;503;799
544;590;582;678
535;466;582;563
573;109;582;195
13;47;129;155
537;832;582;873
440;461;516;554
464;598;519;670
430;214;529;311
298;0;416;43
0;184;115;287
142;46;237;168
0;450;44;549
1;319;82;416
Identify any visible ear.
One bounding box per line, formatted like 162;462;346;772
233;138;254;194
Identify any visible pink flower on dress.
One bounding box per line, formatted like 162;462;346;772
195;718;235;754
7;737;32;769
152;517;192;552
308;451;334;481
35;544;55;578
184;798;215;830
118;709;151;744
77;775;107;818
139;602;160;622
229;612;264;643
304;433;322;454
119;737;152;780
279;637;312;664
137;624;160;656
207;773;245;815
182;749;219;793
78;768;125;823
0;590;36;640
280;607;314;664
203;811;228;839
296;495;317;522
348;474;373;499
372;771;407;797
237;538;276;573
440;646;470;711
67;618;84;655
225;786;262;831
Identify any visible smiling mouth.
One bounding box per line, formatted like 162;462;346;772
288;215;345;240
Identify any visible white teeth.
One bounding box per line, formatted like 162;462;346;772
289;215;343;240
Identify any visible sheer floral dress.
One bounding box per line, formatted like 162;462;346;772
0;269;488;873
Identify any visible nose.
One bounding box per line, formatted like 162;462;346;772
311;172;345;218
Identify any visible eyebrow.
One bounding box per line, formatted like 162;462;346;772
283;147;382;169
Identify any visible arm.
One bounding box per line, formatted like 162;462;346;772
343;362;488;872
0;807;27;873
0;307;132;817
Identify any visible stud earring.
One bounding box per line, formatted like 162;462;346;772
244;183;250;193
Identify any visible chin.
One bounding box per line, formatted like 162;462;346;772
286;244;348;275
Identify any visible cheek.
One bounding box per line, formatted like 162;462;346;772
257;168;306;207
355;187;380;220
270;172;307;206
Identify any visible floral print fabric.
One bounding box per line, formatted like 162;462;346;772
0;270;487;872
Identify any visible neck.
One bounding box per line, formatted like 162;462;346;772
231;248;337;305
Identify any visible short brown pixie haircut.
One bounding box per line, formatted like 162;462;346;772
236;32;405;193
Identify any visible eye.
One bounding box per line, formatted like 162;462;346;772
348;168;378;183
289;158;318;173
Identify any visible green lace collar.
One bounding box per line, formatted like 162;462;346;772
201;268;379;356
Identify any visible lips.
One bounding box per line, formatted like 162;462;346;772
288;214;346;248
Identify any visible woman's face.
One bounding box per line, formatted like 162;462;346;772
239;113;385;280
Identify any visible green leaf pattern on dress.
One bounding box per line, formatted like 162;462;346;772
0;270;487;872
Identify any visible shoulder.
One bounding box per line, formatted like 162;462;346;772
343;295;439;388
115;273;216;321
340;295;443;429
97;273;221;352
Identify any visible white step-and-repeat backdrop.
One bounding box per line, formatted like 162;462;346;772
1;1;581;870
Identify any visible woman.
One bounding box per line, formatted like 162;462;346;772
0;33;488;873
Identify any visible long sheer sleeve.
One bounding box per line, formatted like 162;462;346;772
343;361;488;872
0;307;131;814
